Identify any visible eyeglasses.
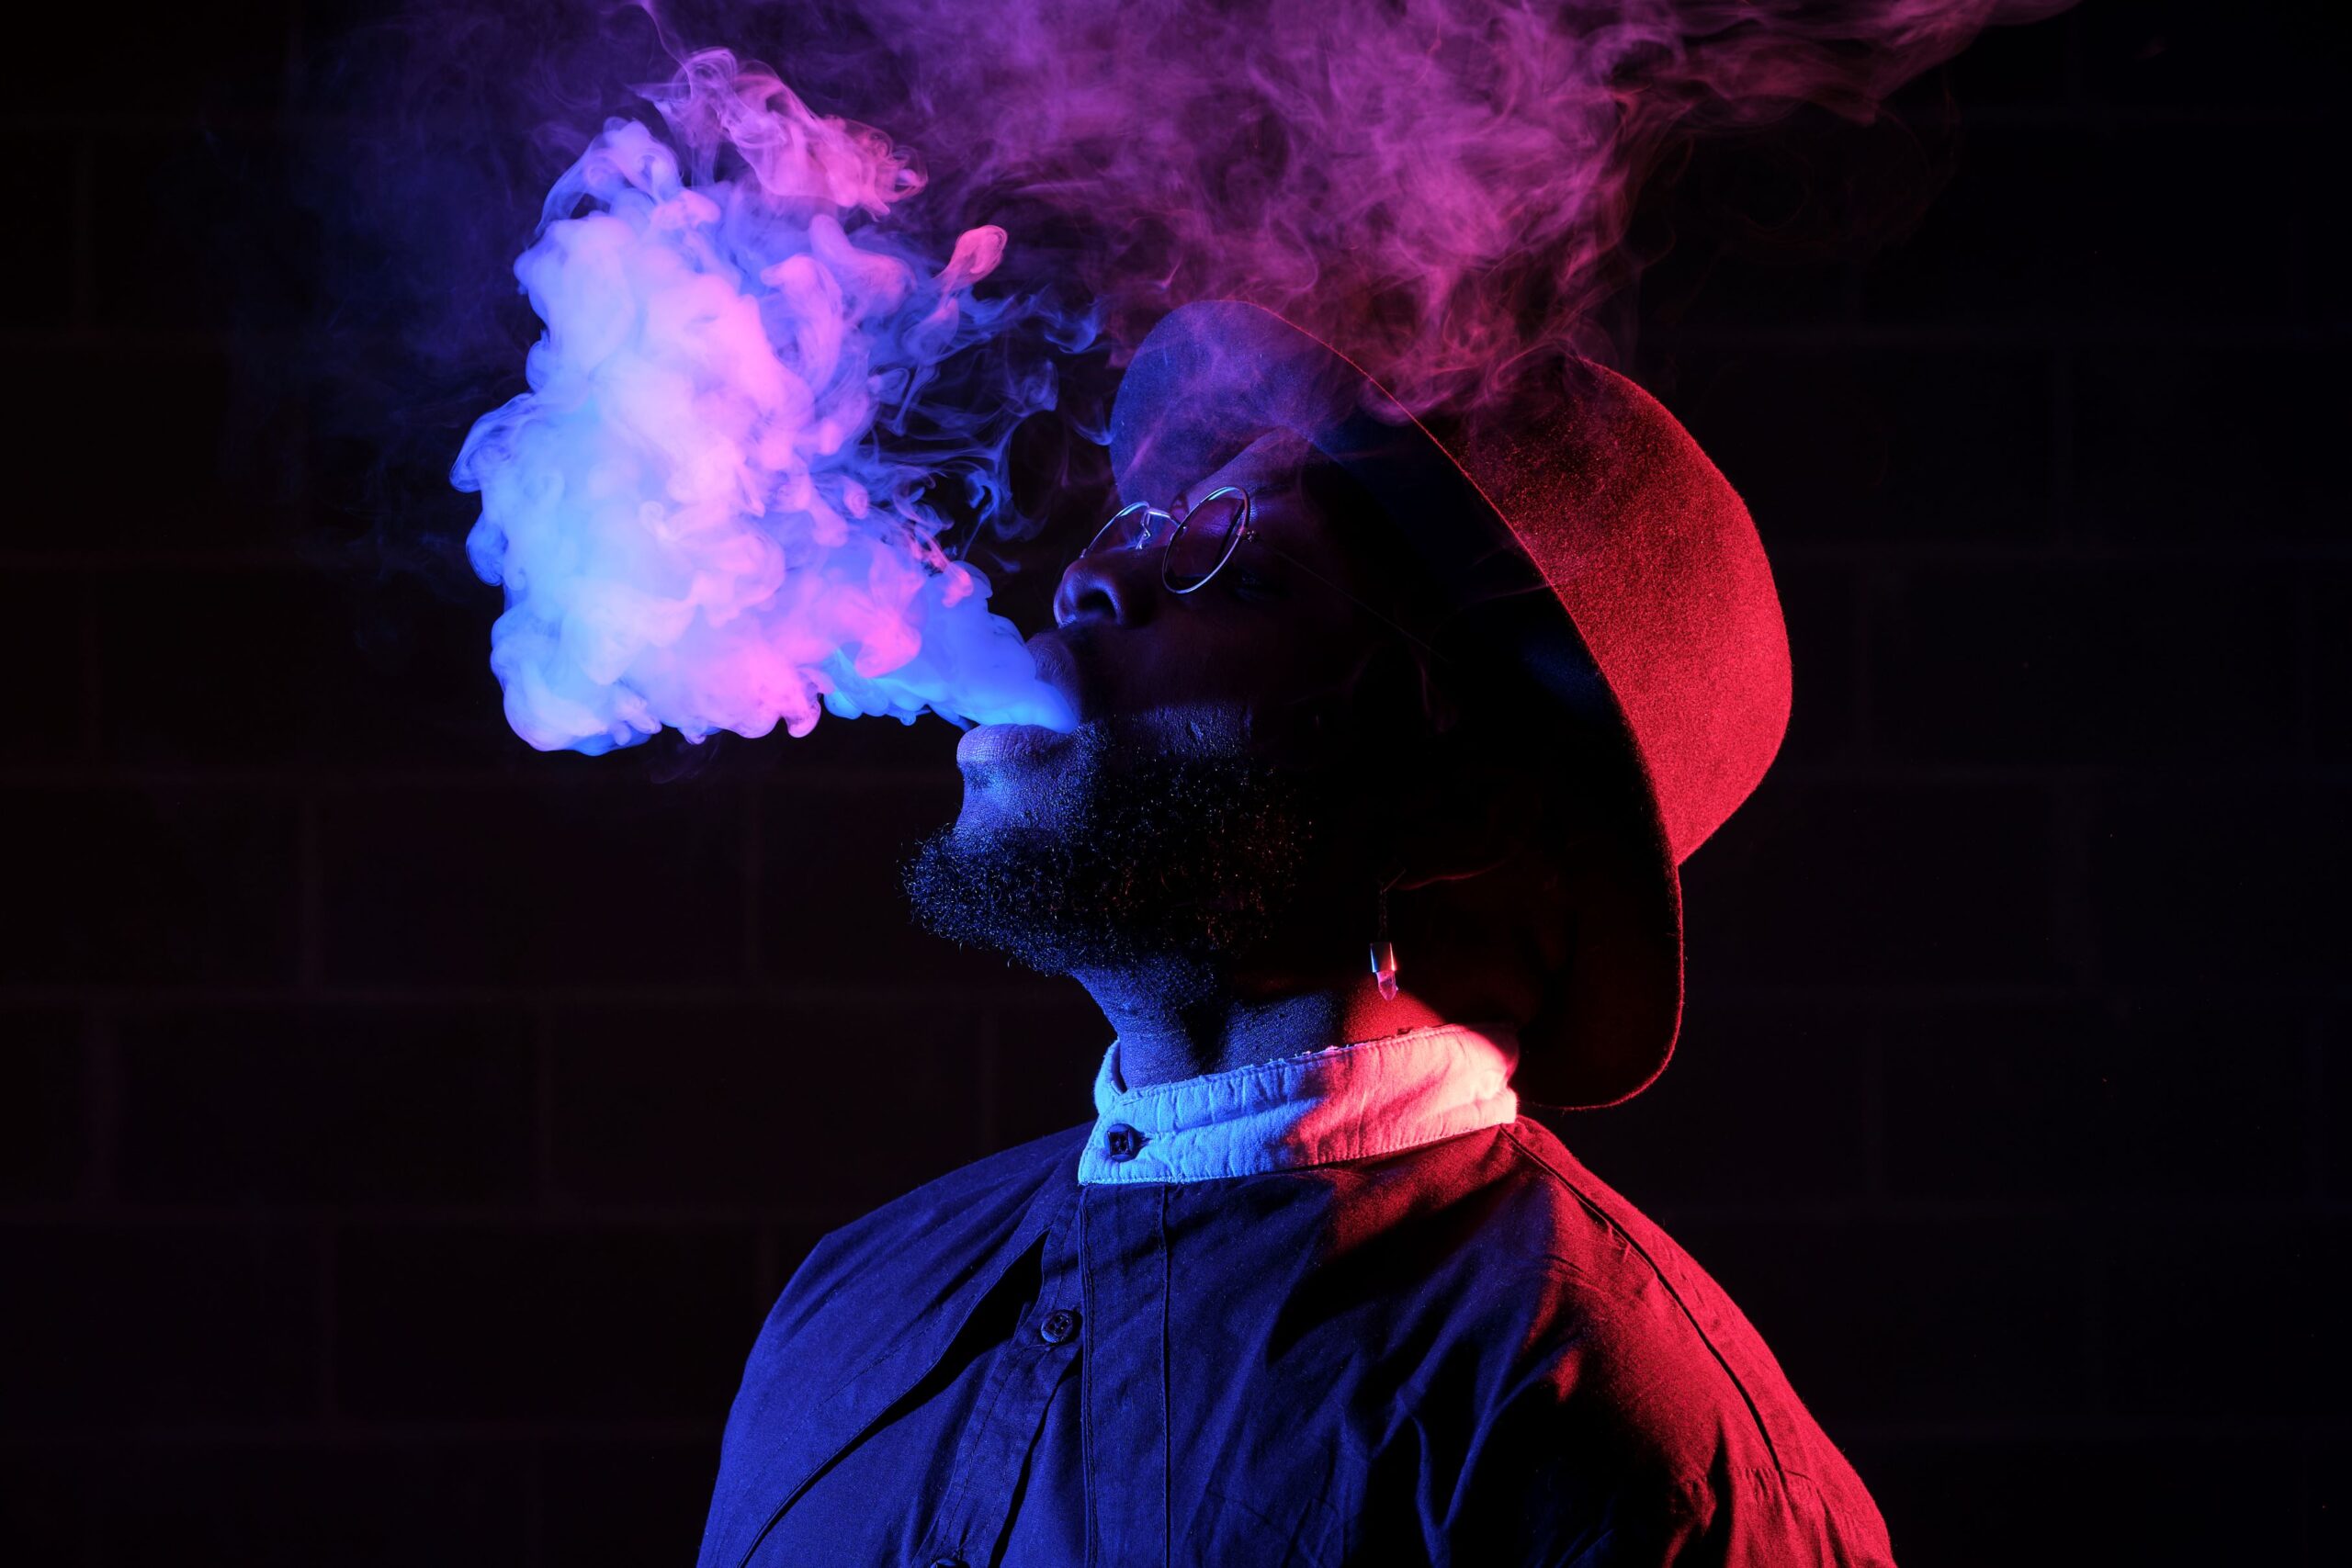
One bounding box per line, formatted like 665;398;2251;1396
1075;484;1438;654
1078;485;1261;595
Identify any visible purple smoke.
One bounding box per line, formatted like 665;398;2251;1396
411;0;2073;753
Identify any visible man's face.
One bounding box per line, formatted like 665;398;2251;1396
903;430;1407;976
970;430;1389;818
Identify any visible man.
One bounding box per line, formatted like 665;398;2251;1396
696;300;1894;1565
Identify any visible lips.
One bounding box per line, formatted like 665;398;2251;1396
955;720;1075;771
1023;631;1096;727
953;631;1097;780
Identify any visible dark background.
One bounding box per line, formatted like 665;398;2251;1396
5;2;2347;1563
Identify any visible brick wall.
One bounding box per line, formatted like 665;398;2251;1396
5;3;2344;1563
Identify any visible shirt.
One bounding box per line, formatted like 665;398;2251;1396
697;1022;1894;1567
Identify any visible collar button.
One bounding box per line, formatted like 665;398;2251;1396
1102;1123;1144;1162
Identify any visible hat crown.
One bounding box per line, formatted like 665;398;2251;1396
1453;368;1791;865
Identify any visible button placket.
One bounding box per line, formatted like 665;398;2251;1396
911;1186;1084;1568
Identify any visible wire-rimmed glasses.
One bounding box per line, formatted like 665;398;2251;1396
1073;483;1438;654
1078;485;1258;595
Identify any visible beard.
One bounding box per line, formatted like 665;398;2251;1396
901;723;1327;981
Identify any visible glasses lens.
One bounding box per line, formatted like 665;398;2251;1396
1163;489;1248;592
1081;502;1157;561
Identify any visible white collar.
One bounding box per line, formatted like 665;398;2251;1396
1077;1021;1521;1186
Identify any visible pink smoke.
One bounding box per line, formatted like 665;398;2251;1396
767;0;2076;414
445;0;2077;753
454;48;1080;753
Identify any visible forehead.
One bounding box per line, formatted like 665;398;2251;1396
1176;428;1315;504
1177;430;1366;575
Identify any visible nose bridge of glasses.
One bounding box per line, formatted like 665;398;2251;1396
1059;502;1164;627
1083;501;1173;560
1128;503;1175;550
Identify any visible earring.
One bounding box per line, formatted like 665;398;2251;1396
1369;875;1400;1001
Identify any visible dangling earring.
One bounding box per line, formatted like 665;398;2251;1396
1369;874;1401;1001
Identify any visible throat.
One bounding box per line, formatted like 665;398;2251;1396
1074;967;1448;1088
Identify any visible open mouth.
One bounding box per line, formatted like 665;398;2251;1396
953;629;1104;781
1022;632;1093;728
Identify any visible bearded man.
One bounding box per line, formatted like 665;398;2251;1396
695;300;1895;1567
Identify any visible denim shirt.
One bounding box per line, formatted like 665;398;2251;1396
697;1025;1893;1567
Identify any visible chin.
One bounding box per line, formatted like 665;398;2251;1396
950;796;1050;840
952;717;1108;834
948;765;1073;838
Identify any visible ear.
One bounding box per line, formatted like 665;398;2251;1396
1387;761;1546;890
1286;638;1434;750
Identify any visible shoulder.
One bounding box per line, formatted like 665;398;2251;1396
818;1118;1090;1251
1487;1118;1748;1352
763;1121;1090;1345
1449;1118;1893;1562
1409;1121;1760;1449
704;1123;1092;1552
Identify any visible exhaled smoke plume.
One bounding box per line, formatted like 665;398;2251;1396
731;0;2073;413
453;50;1079;754
428;0;2073;753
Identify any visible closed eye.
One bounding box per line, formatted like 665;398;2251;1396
1221;562;1285;603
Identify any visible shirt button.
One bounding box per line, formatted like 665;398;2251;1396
1102;1122;1144;1161
1038;1307;1080;1345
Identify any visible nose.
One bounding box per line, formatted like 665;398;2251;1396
1053;536;1161;629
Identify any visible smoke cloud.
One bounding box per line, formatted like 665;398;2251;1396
454;50;1080;753
352;0;2072;753
716;0;2076;413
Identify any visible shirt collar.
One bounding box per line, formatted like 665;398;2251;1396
1077;1021;1521;1186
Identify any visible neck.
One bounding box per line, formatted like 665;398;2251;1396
1072;961;1450;1088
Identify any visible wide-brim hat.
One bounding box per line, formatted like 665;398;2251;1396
1107;301;1790;1109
